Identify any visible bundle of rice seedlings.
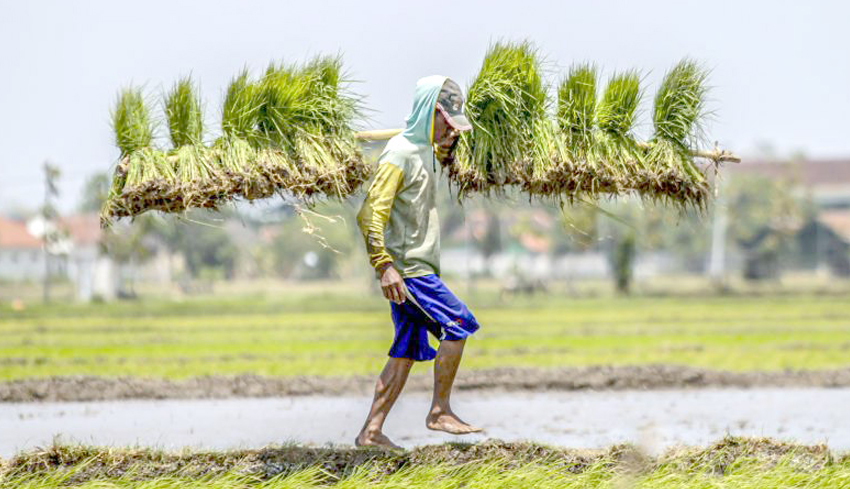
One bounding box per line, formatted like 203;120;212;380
221;68;261;141
120;147;175;215
646;59;711;207
557;64;597;148
165;76;203;148
295;133;347;198
520;116;571;197
255;56;363;200
217;69;266;199
254;62;317;198
553;63;605;196
113;88;154;156
301;56;369;196
164;76;226;210
102;87;161;221
594;70;644;191
452;41;549;195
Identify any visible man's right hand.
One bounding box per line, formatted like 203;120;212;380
379;265;406;304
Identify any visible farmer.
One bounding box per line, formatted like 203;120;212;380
355;76;481;448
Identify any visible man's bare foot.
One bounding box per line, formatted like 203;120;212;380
355;429;403;450
426;410;482;435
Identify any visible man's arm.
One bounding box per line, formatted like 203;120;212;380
356;162;406;303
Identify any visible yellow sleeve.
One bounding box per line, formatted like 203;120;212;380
356;162;404;272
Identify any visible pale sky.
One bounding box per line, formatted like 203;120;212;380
1;0;849;212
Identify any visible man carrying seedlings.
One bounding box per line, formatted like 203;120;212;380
355;76;481;449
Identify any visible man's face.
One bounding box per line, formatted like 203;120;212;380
433;108;460;162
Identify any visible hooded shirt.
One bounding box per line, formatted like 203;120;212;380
357;75;447;278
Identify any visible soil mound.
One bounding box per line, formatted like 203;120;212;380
4;365;850;403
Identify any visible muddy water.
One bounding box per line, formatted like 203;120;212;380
2;388;848;457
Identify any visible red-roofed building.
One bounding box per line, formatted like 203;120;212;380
60;214;102;248
725;158;850;277
0;216;45;280
1;214;119;300
820;209;850;242
0;217;41;249
729;158;850;209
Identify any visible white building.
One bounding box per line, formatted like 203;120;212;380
60;214;118;301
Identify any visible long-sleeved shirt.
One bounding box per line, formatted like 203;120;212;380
357;76;448;278
356;135;441;278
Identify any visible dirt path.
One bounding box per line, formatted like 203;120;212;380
3;387;849;458
3;365;850;403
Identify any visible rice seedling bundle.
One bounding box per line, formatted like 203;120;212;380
557;64;597;146
255;57;363;200
593;70;645;191
645;59;711;207
164;76;229;211
549;64;609;196
450;52;719;209
216;69;272;200
101;47;728;225
451;41;549;194
101;55;367;225
102;88;166;220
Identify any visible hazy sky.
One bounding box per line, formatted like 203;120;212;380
1;0;849;212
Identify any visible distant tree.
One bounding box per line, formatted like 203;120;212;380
269;203;357;280
101;216;157;264
151;215;239;280
472;210;502;276
181;225;238;279
724;175;808;280
79;172;110;213
633;203;709;272
610;231;636;294
100;215;158;296
553;203;598;253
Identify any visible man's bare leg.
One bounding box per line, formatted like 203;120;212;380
355;357;414;449
426;338;482;434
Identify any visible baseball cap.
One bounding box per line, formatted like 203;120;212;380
436;79;472;132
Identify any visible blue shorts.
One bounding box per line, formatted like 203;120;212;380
388;274;479;361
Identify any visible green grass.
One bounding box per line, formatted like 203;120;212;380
6;460;848;489
2;438;847;488
2;291;850;380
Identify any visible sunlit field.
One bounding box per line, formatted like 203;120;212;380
3;284;849;380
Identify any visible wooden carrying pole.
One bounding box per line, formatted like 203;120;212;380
354;128;741;163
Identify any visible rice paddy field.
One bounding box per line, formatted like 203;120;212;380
3;286;850;487
1;285;849;381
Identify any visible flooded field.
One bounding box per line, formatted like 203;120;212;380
3;387;848;457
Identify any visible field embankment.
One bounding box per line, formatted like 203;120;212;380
1;437;847;488
4;366;850;402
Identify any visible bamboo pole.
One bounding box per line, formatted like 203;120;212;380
355;128;741;163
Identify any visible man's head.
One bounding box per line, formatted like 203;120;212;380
433;79;472;163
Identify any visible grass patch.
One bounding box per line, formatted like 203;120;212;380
1;437;847;488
